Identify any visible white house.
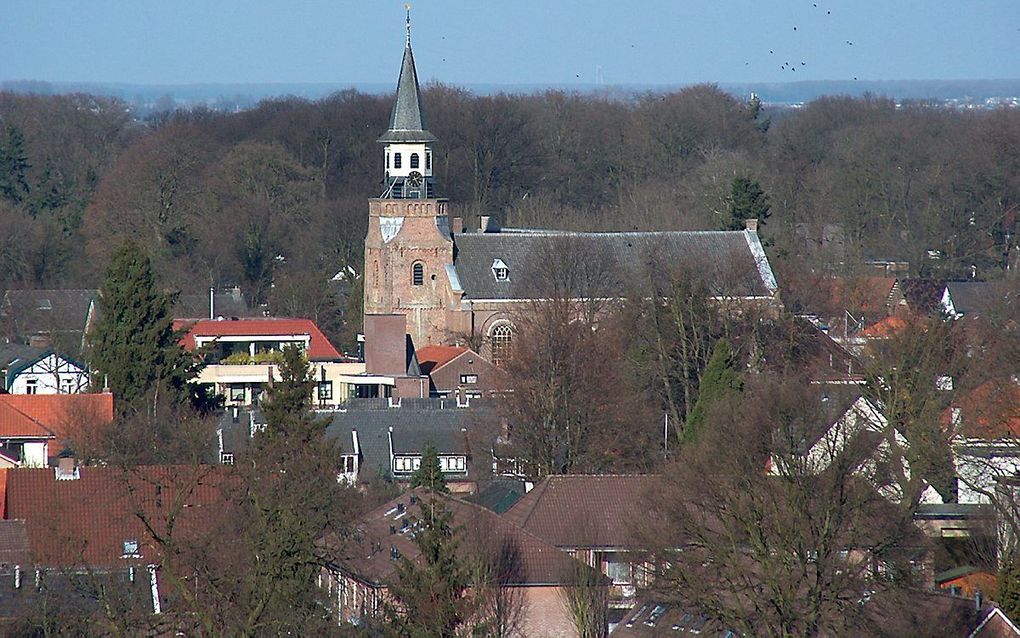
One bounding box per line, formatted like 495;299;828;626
2;351;89;395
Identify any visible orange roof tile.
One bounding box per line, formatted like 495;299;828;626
948;380;1020;439
0;401;53;439
0;394;114;442
416;345;468;374
173;317;344;361
861;314;910;338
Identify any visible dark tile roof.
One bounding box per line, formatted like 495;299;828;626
1;289;97;346
6;465;228;568
173;289;252;320
0;566;162;625
334;489;583;587
0;521;30;566
614;600;731;637
503;475;655;548
900;278;947;315
467;479;528;514
451;230;775;300
0;345;45;372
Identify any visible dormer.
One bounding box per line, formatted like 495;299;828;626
491;259;510;282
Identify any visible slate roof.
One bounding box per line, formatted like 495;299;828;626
173;289;252;320
0;344;45;372
377;40;436;144
335;489;584;587
0;520;30;565
324;405;478;482
451;229;776;301
0;289;97;348
6;465;228;568
174;317;344;361
502;475;655;549
946;281;995;316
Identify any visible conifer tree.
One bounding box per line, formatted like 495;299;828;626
89;241;194;413
723;177;770;231
0;125;31;204
411;442;449;494
684;338;743;444
998;557;1020;620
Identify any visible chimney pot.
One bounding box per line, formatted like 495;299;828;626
480;216;491;232
744;218;759;232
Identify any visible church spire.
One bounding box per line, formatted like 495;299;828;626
378;5;436;144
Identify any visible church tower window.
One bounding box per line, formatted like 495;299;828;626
490;323;513;367
394;153;402;169
410;153;420;169
426;151;432;170
412;262;425;286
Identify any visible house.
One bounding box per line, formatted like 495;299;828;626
502;474;655;612
936;565;997;598
323;488;593;637
360;23;780;356
175;317;363;406
0;289;98;355
417;344;507;399
1;348;88;395
0;401;55;467
0;393;115;462
946;379;1020;506
943;282;998;319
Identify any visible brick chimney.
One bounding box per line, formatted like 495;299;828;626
744;218;759;232
452;217;464;234
55;455;79;481
364;314;409;376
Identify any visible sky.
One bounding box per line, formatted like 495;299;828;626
0;1;1017;87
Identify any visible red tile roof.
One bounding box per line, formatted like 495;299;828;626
416;345;468;374
0;394;114;443
860;314;911;338
173;317;343;361
5;465;229;568
948;380;1020;440
0;401;52;439
503;475;655;549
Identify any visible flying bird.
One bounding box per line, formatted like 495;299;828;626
847;41;854;45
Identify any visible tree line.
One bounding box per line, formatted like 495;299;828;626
1;87;1018;350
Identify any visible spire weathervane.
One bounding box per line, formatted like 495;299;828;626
405;4;412;47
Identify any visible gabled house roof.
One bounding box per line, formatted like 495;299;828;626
2;349;87;390
334;489;583;588
6;465;228;568
502;475;655;549
860;314;911;338
944;282;999;318
173;317;344;361
0;401;53;439
0;394;114;447
948;380;1020;440
173;289;252;320
0;289;97;347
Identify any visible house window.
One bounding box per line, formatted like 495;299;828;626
340;454;357;474
122;539;141;558
490;323;513;367
412;262;424;286
395;456;413;473
410;153;420;169
603;553;632;584
25;379;37;395
60;378;74;394
491;258;509;281
318;381;333;401
220;453;234;465
460;374;478;385
464;390;482;399
393;153;402;169
229;384;245;402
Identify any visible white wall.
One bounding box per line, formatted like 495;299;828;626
7;354;88;394
22;441;49;468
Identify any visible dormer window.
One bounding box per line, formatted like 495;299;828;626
491;259;509;282
394;153;402;169
410;153;420;169
122;539;141;558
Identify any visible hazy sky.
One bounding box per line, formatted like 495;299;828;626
1;1;1017;86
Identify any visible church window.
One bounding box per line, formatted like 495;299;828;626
490;323;513;367
386;153;390;169
426;151;432;170
410;153;420;169
394;153;402;169
412;262;424;286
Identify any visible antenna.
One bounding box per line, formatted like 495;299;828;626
405;4;412;47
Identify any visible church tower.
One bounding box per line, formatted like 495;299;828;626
363;9;453;347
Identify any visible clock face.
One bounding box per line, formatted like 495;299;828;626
406;171;423;188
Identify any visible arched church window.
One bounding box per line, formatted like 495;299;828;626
410;153;420;169
412;262;424;286
490;323;513;367
394;153;402;169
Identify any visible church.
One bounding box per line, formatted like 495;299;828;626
363;18;780;363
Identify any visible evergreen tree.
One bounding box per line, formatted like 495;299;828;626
89;241;194;413
998;557;1020;620
411;442;449;494
0;125;31;204
389;495;468;637
684;338;743;444
722;177;770;231
233;344;353;634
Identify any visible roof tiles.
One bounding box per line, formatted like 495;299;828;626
174;317;344;361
